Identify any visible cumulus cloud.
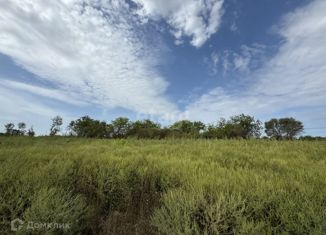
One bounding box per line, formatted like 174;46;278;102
0;0;178;118
132;0;224;47
186;0;326;130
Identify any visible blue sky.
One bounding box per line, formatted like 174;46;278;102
1;0;326;136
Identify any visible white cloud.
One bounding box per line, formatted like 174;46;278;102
206;51;219;75
186;0;326;130
0;0;178;119
0;84;72;135
0;86;58;119
230;22;237;32
132;0;224;47
0;79;87;106
207;44;266;75
233;54;250;72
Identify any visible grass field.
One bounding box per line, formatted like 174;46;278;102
0;137;325;234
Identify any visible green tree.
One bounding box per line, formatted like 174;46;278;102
265;117;303;140
27;127;35;137
68;116;111;138
264;118;282;140
202;115;262;139
170;120;205;138
111;117;131;138
129;119;161;139
226;114;262;139
18;122;26;136
131;119;160;130
50;116;63;136
193;121;206;133
202;123;224;139
4;123;14;136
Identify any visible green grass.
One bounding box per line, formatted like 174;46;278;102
0;137;325;234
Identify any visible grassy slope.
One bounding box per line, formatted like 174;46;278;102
0;137;325;234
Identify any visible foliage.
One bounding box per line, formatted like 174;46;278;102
170;120;205;138
265;117;304;139
131;119;161;130
226;114;262;138
111;117;131;138
68;116;111;138
4;114;308;140
4;123;15;135
27;127;35;137
4;122;32;136
50;116;63;136
299;135;326;141
128;119;162;139
0;137;325;234
17;122;26;135
203;114;262;139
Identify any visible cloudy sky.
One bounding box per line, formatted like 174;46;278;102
1;0;326;136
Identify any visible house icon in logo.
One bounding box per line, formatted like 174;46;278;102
11;218;24;231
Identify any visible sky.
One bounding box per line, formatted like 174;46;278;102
0;0;326;136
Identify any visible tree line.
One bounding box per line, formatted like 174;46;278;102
2;122;35;137
1;114;315;140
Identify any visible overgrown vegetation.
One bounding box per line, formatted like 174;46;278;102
2;114;315;140
1;137;325;234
